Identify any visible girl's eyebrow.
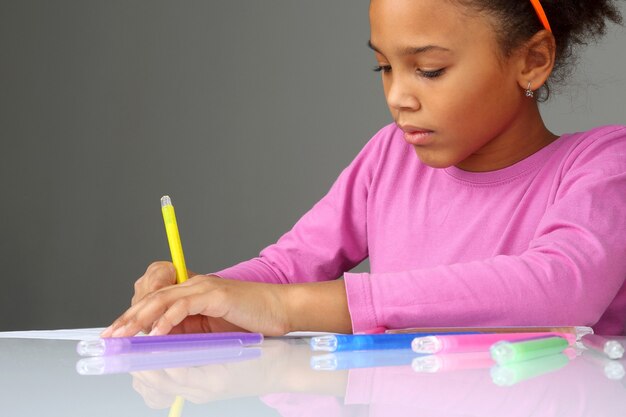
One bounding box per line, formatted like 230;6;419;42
367;40;451;56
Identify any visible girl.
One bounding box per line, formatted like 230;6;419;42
103;0;626;338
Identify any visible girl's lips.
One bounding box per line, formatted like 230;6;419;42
403;130;434;146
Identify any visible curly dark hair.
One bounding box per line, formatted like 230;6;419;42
451;0;623;100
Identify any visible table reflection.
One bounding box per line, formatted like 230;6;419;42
127;339;347;409
77;345;261;375
82;338;626;416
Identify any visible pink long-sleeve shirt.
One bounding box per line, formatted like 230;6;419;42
216;124;626;335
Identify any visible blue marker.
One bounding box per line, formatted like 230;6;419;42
310;332;476;352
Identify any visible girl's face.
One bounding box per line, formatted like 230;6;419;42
369;0;532;171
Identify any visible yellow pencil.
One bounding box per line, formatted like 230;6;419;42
161;195;188;284
160;195;188;417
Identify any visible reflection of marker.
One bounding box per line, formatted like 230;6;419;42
490;353;569;386
76;346;262;375
581;349;626;381
581;334;624;359
412;351;494;373
311;349;419;371
490;336;568;365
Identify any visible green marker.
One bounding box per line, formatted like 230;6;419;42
490;336;569;365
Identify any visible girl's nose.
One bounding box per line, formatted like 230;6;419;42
385;75;421;112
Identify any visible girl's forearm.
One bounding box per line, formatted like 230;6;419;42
284;279;353;334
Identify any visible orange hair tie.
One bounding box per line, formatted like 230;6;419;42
530;0;553;33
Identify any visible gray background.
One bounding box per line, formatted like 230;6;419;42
1;1;625;331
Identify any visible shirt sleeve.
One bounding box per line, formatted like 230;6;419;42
212;127;388;285
345;128;626;333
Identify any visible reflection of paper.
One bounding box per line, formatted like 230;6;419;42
0;327;105;340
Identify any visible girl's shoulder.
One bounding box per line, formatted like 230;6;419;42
561;124;626;145
555;124;626;172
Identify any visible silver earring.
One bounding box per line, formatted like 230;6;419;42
525;82;534;98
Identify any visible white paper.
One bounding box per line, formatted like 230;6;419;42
282;331;339;337
0;327;106;340
0;328;338;341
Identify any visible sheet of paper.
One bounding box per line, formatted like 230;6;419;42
0;329;339;341
282;331;339;338
0;328;106;340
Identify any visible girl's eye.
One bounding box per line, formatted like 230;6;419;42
372;66;446;78
418;68;445;78
372;65;392;73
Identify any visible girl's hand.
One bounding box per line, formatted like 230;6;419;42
130;261;179;307
114;261;205;335
130;261;205;305
101;275;292;337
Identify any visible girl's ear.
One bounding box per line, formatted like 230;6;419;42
516;30;556;92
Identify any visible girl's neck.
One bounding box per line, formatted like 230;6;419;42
455;103;558;173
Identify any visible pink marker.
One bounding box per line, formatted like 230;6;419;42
411;332;575;354
355;326;388;335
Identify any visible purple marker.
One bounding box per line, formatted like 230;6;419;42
76;332;264;356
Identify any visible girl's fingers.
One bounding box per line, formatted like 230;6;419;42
110;284;203;337
149;291;227;336
132;262;177;305
105;276;266;338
